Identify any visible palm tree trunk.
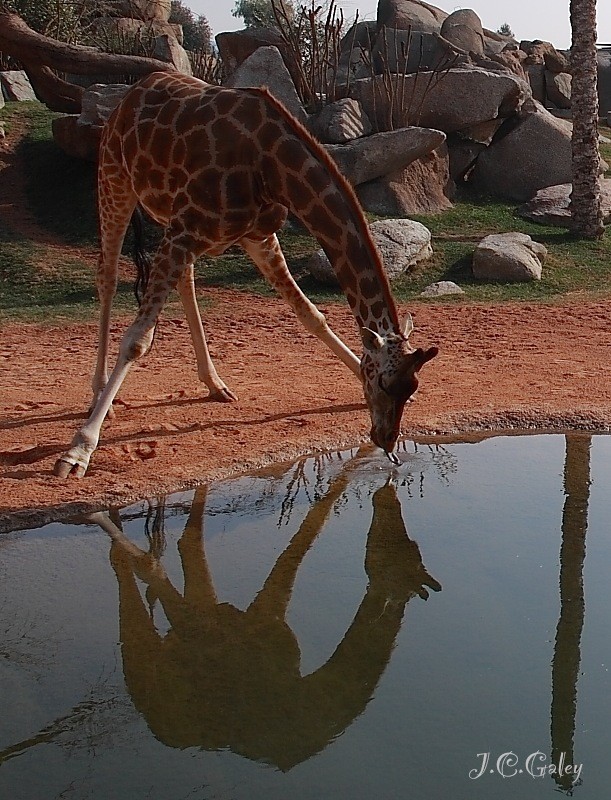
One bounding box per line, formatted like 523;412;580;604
569;0;605;238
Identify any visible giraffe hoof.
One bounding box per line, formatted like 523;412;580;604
53;456;88;479
209;387;238;403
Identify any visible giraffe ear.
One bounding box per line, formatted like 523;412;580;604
401;312;414;339
361;327;384;352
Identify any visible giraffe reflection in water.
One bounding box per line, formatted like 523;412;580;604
91;458;441;770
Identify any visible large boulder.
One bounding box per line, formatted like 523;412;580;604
335;46;371;84
311;98;372;143
0;70;37;101
439;9;485;55
52;116;101;161
545;71;571;108
340;20;378;52
53;84;130;161
447;136;486;181
421;280;465;296
347;67;527;133
307;218;432;285
483;28;516;56
473;232;546;282
225;46;307;124
216;28;300;89
376;0;447;33
357;142;454;215
525;63;546;102
112;0;172;22
80;83;130;126
153;33;192;74
326;126;446;185
371;29;460;75
91;16;183;45
468;101;577;201
522;40;566;67
598;48;611;116
517;181;611;227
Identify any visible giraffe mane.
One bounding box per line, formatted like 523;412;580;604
252;86;401;332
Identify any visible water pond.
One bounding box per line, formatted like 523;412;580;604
0;433;610;799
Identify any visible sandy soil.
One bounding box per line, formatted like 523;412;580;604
2;113;611;532
3;293;611;532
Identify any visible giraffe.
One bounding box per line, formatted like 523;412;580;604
54;71;438;478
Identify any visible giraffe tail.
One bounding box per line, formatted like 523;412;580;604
130;206;152;306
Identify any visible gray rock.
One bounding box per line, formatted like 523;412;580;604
543;48;570;74
526;63;546;102
80;84;130;126
92;16;183;45
522;40;566;69
0;71;37;102
312;98;372;143
340;20;378;53
460;118;503;145
473;232;546;282
307;218;432;285
53;84;131;161
517;180;611;226
598;48;611;117
439;9;485;55
348;66;527;132
112;0;172;22
0;91;4;110
468;101;577;201
335;43;371;85
52;115;101;162
0;121;5;138
447;137;486;181
216;27;301;88
376;0;447;34
326;126;446;185
545;71;571;108
225;46;307;124
357;142;454;215
371;29;455;75
420;280;465;296
483;33;514;56
153;33;192;75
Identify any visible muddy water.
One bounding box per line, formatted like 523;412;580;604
0;434;610;799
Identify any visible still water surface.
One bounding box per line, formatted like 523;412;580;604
0;433;609;799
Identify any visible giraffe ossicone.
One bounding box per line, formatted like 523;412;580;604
54;72;437;479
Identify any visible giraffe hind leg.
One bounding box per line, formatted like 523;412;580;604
91;167;138;415
176;266;237;402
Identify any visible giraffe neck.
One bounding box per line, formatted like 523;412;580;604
256;91;401;335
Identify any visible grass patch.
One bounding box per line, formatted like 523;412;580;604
7;103;99;245
0;225;140;321
2;102;611;322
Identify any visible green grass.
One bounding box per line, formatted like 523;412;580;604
8;103;98;245
2;101;611;322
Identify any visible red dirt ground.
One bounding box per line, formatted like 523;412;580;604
2;114;611;532
3;293;611;532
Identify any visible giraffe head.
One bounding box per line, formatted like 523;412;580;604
360;313;438;461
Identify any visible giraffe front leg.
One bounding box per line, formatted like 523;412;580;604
176;266;237;402
91;178;137;418
54;318;156;478
240;235;362;379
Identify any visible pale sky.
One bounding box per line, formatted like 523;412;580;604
189;1;611;50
